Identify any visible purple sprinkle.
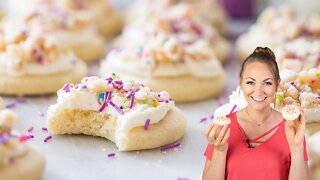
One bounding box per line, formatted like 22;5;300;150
15;98;27;104
27;127;34;133
112;80;123;90
71;59;78;65
105;77;113;83
42;127;48;131
160;142;181;151
99;91;111;113
210;115;214;119
38;111;45;117
44;136;52;143
144;119;151;130
129;94;135;109
106;153;116;158
178;178;190;180
109;101;124;115
5;103;16;109
229;104;237;114
200;118;207;123
62;83;70;93
0;134;9;144
315;96;320;99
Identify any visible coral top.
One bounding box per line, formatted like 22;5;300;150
204;112;308;180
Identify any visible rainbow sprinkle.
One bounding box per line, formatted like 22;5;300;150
106;153;116;158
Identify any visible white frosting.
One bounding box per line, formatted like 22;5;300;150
47;77;175;134
0;53;76;76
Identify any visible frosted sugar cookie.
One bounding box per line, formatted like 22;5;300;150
125;0;228;34
47;76;186;151
0;109;45;180
0;27;87;96
101;33;225;102
282;104;301;120
119;1;230;62
274;38;320;72
2;8;105;63
236;5;320;61
7;0;122;39
213;116;231;126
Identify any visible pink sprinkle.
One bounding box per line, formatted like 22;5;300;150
27;127;34;133
44;136;52;143
200;117;207;123
42;127;48;131
316;96;320;99
160;142;181;151
19;135;34;142
229;104;237;114
5;103;16;109
106;153;116;158
144;119;151;130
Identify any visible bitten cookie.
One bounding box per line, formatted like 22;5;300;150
47;76;186;151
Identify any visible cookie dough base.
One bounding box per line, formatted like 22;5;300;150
0;61;87;96
47;107;186;151
0;146;45;180
100;65;225;102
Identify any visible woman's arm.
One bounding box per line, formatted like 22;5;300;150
285;110;309;180
202;124;230;180
288;146;309;180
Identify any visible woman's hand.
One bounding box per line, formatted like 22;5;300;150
204;124;230;152
285;109;306;150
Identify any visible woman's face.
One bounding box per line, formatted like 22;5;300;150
240;61;278;111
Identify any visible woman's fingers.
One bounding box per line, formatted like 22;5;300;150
208;125;218;143
221;128;230;145
214;125;228;145
204;124;214;137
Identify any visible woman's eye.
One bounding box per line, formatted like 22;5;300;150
265;82;273;86
246;81;254;85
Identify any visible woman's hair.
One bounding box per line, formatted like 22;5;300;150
239;47;280;86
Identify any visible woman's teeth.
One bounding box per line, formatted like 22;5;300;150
251;96;266;101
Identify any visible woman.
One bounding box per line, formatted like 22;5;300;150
202;47;309;180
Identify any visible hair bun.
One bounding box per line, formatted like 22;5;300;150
252;47;276;61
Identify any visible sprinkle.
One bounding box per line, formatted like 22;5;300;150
210;115;214;119
200;117;207;123
0;134;9;144
27;127;34;133
42;127;48;131
315;96;320;99
290;82;295;86
160;142;181;151
44;136;52;143
144;119;151;130
311;79;316;84
177;178;190;180
5;103;16;109
129;94;135;109
99;91;111;112
276;94;284;102
109;101;124;115
19;135;34;142
316;72;320;77
229;104;237;114
38;111;45;117
106;153;116;158
105;77;113;83
62;83;70;93
15;98;27;104
112;80;123;90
